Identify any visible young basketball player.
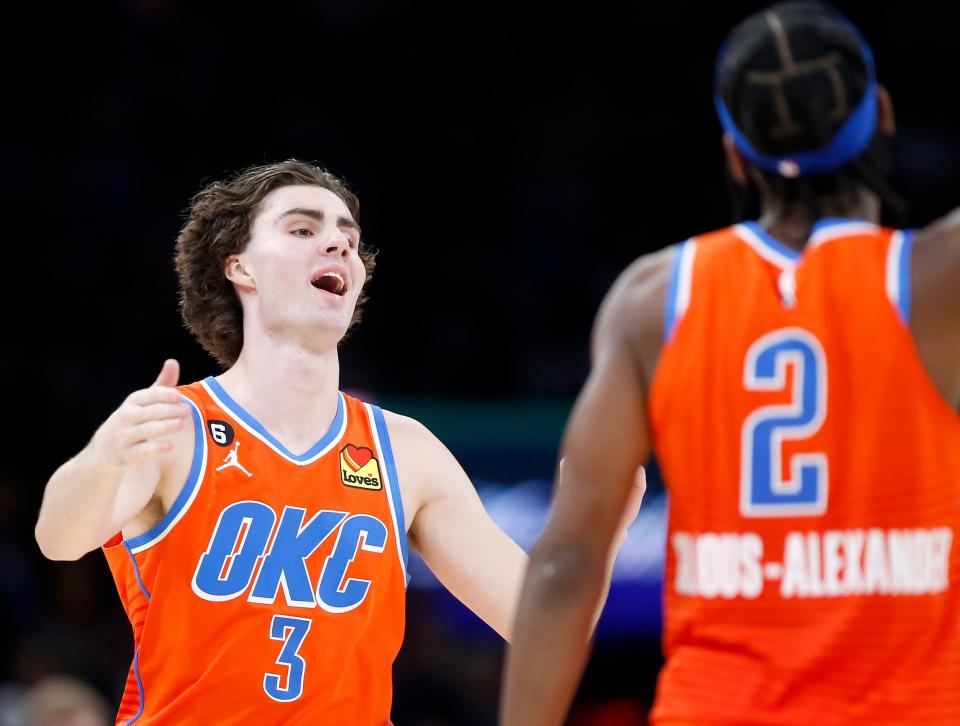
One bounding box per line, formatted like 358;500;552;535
503;2;960;724
34;161;642;723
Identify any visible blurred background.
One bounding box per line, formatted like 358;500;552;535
2;0;958;723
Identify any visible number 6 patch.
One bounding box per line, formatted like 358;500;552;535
207;419;236;447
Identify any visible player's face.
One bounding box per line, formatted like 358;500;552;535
231;184;366;348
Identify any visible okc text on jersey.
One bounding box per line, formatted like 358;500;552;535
191;501;389;612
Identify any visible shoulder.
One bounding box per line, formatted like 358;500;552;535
378;409;473;522
917;207;960;236
379;409;436;450
909;209;960;394
598;246;675;333
378;410;457;481
915;208;960;258
609;244;677;300
913;208;960;301
592;245;677;381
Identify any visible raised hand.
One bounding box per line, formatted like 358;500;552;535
90;359;189;469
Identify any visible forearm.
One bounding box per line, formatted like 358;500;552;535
501;539;609;726
416;513;528;642
35;445;126;560
460;534;527;642
593;528;627;628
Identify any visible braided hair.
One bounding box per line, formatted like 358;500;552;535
715;1;904;223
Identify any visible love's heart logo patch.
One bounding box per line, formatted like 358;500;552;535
339;444;382;490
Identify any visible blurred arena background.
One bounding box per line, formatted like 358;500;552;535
2;0;958;723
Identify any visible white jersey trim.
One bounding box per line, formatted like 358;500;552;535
200;379;348;467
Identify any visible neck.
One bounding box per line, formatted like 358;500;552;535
216;327;342;452
757;186;881;252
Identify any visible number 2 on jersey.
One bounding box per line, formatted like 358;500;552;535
740;328;828;517
263;615;311;702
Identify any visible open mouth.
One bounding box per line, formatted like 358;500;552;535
310;270;347;296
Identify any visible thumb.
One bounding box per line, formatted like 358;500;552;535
153;358;180;388
634;465;647;491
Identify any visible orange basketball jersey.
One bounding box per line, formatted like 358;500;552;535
103;379;407;724
649;219;960;724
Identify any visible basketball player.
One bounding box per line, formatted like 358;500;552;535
34;160;642;723
503;3;960;724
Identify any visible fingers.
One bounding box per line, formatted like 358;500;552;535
127;438;176;460
93;363;188;469
114;411;189;467
153;358;180;389
617;466;647;533
125;416;188;443
127;386;184;406
122;401;190;426
634;466;647;491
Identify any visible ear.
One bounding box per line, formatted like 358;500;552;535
877;84;895;136
225;255;256;292
722;133;749;186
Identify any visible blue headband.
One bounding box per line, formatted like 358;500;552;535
714;21;878;178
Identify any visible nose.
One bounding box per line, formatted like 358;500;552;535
321;232;350;257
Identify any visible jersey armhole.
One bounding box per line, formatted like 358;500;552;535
124;393;209;554
662;238;698;343
885;229;916;325
365;404;410;586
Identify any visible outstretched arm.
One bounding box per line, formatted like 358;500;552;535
501;268;654;726
387;412;527;640
35;360;192;560
388;412;644;642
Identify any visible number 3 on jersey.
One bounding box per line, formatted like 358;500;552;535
741;328;828;517
263;615;311;702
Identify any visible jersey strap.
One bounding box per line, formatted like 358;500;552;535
663;238;698;342
885;229;916;324
365;403;409;583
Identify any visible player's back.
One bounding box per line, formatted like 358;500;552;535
648;218;960;724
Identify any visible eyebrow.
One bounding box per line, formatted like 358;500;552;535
276;207;361;236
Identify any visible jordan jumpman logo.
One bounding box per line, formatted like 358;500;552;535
216;441;253;478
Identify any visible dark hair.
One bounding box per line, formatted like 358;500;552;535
716;1;904;220
175;159;376;367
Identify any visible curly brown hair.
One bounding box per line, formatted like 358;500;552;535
174;159;376;367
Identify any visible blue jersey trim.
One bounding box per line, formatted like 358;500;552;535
742;222;802;263
810;216;869;236
203;376;345;462
662;244;683;341
897;229;916;323
662;239;696;342
123;543;151;601
125;646;145;724
125;399;205;551
371;406;409;575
